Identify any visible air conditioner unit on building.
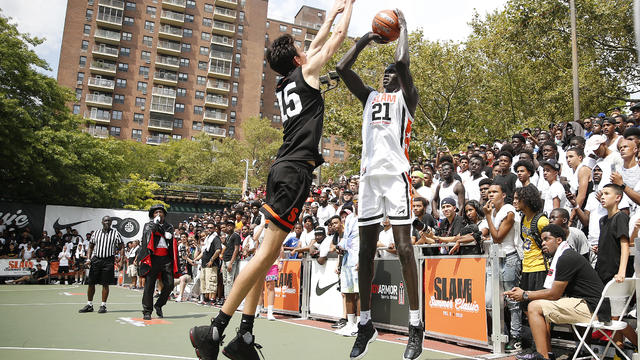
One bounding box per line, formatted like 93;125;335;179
141;105;145;110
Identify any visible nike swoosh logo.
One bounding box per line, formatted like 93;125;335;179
54;218;90;230
315;280;339;296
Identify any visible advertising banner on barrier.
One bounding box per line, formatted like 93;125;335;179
264;260;301;312
0;259;48;277
309;258;342;318
0;202;46;235
424;257;487;343
44;205;149;243
371;259;410;327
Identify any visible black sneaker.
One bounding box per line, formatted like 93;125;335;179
143;313;152;321
154;305;163;318
332;318;347;329
78;304;94;313
505;338;522;353
190;325;224;360
516;349;547;360
222;329;264;360
403;322;424;360
350;320;378;360
98;305;107;313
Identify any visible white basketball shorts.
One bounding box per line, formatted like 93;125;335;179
357;173;413;227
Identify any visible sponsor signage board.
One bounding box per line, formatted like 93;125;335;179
370;259;410;327
309;258;342;318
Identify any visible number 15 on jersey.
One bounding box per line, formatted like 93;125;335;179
276;82;302;123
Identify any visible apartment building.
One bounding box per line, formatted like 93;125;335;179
57;0;347;164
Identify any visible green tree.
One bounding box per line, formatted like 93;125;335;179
117;173;168;210
239;116;282;188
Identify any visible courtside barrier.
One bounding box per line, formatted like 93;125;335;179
0;258;48;277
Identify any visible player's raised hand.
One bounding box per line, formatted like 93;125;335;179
394;9;406;28
365;31;385;44
330;0;346;14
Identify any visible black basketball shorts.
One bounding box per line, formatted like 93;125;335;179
260;160;313;232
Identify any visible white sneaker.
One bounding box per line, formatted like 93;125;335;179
338;323;358;337
267;313;276;321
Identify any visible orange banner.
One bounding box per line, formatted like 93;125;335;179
424;257;487;343
264;261;301;313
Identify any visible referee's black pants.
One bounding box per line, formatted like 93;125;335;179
142;255;173;315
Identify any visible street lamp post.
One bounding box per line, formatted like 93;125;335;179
569;0;580;121
241;159;257;195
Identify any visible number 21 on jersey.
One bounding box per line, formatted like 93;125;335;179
276;82;302;123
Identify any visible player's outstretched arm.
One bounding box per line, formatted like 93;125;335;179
394;9;418;117
302;0;356;89
335;32;382;106
307;0;345;59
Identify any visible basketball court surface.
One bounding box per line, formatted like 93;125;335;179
0;285;490;359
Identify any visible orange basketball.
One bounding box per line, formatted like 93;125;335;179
372;10;400;43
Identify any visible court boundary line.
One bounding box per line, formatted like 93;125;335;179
0;346;194;359
0;302;139;306
0;285;79;292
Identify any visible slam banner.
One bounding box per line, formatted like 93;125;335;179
370;259;410;328
424;257;487;343
263;260;301;313
0;202;46;235
309;258;342;318
0;259;48;277
44;205;149;243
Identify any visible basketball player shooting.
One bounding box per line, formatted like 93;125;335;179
336;9;422;360
189;1;356;359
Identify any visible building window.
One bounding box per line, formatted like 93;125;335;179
196;76;206;85
181;43;191;52
122;32;132;41
261;72;265;80
279;24;287;32
125;1;136;10
139;66;149;76
110;126;121;137
232;82;238;93
204;3;214;12
323;136;331;144
236;39;242;50
201;32;211;41
117;63;129;72
135;97;146;107
230;111;236;122
132;129;142;139
180;58;190;67
146;6;156;16
75;88;82;101
73;105;81;114
192;121;202;130
86;9;93;20
172;134;181;140
272;115;281;123
228;126;235;137
112;110;123;120
183;28;192;37
193;105;203;114
77;72;85;83
239;11;245;22
134;113;144;124
120;47;130;56
185;14;194;22
195;91;204;99
198;61;207;70
322;148;330;157
124;16;134;26
231;96;237;107
202;17;212;27
266;21;270;28
178;73;188;81
79;56;87;66
259;99;263;108
114;94;125;104
238;25;243;35
334;150;345;160
177;88;187;97
137;81;148;92
234;67;240;77
143;36;153;46
200;46;209;55
295;40;301;48
234;53;241;64
83;24;91;35
141;50;151;62
292;28;302;36
186;0;196;8
81;40;89;50
260;85;264;94
173;118;183;128
144;21;154;32
116;78;127;88
175;103;185;112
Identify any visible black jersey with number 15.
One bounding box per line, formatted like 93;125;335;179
274;67;325;167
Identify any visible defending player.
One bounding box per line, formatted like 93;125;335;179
336;9;422;360
189;1;356;359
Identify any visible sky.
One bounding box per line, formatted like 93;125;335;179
0;0;508;79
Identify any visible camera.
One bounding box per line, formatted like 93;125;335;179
412;218;426;232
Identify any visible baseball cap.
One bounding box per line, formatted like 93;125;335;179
343;189;353;195
314;227;326;236
541;159;561;172
411;171;425;179
584;134;607;157
441;197;456;208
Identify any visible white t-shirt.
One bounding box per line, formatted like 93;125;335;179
415;184;434;215
543;181;568;216
621;163;640;190
584;193;607;246
316;204;336;227
313;236;332;258
490;204;517;255
58;251;70;267
22;247;35;260
567;227;590;256
463;174;487;202
299;229;314;248
377;227;397;259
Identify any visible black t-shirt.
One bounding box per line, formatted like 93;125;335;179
411;213;437;238
596;211;632;283
493;173;518;204
222;233;242;262
274;66;325;166
202;235;222;267
32;269;47;280
436;215;465;237
555;248;611;322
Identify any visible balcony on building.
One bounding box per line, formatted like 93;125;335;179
146;135;170;145
305;33;316;42
216;0;238;9
85;93;113;108
210;50;233;62
98;0;124;10
94;28;121;45
161;0;186;12
152;86;177;98
214;6;236;22
205;94;229;109
89;60;117;76
212;20;235;36
158;24;183;41
157;39;181;55
84;126;110;139
208;61;231;79
84;109;111;124
160;10;185;26
96;10;123;29
148;118;174;132
92;44;119;59
150;98;176;115
295;20;322;33
155;54;180;70
206;79;230;94
153;71;178;86
87;77;115;91
203;109;227;124
203;125;226;137
211;35;233;48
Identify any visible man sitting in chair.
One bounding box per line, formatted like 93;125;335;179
505;224;611;360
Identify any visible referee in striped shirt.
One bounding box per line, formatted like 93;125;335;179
78;216;123;314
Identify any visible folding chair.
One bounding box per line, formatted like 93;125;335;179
571;277;636;360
